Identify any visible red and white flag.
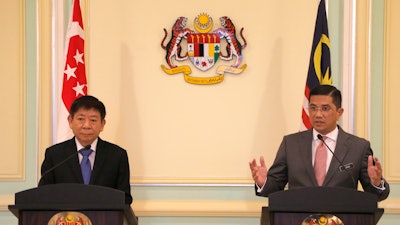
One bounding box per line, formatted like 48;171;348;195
55;0;87;143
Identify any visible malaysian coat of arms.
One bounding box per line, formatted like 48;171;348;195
48;211;92;225
161;14;247;85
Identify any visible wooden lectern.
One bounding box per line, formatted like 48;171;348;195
261;187;383;225
8;184;138;225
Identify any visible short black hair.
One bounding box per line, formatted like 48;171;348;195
69;95;106;120
309;85;342;109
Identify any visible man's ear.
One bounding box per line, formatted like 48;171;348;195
337;108;344;119
100;119;106;132
67;115;73;128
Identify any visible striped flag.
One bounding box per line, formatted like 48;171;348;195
55;0;87;143
300;0;332;131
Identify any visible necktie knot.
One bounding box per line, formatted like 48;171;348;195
80;148;93;157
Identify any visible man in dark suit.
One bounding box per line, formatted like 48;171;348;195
39;95;133;204
249;85;389;201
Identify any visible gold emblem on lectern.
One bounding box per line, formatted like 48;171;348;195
301;214;344;225
47;211;92;225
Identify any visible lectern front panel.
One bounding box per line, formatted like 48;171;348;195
19;210;124;225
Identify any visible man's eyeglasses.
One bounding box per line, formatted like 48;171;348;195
308;105;334;114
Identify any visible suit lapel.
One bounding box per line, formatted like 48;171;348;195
323;129;350;185
300;130;318;186
64;138;83;183
90;138;107;184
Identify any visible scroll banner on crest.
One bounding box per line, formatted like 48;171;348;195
161;64;247;85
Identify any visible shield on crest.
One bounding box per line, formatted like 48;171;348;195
187;33;220;71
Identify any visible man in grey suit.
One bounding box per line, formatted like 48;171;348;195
249;85;389;201
39;95;133;204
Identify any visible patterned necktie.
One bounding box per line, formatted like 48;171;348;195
314;136;327;186
79;148;93;185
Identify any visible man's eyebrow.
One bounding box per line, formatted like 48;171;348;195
309;103;331;106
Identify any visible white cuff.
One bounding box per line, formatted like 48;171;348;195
372;179;386;191
256;179;267;193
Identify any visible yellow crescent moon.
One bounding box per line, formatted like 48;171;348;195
194;15;213;33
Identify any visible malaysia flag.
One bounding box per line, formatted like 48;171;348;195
300;0;332;131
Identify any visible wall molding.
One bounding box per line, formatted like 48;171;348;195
133;178;254;185
37;0;53;182
0;0;26;181
353;0;371;138
383;0;400;183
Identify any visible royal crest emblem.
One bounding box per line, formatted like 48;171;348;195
161;13;247;85
301;214;344;225
47;211;92;225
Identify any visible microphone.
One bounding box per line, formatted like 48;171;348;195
317;134;357;188
38;145;91;185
